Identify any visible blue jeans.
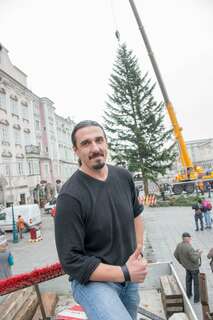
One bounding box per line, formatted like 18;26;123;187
204;211;212;227
70;280;140;320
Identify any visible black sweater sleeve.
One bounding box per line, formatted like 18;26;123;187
55;193;101;284
130;176;144;217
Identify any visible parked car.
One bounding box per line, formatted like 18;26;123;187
44;198;57;214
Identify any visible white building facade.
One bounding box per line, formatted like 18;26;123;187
186;138;213;170
0;44;78;206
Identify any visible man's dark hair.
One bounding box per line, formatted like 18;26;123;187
182;232;191;238
71;120;106;147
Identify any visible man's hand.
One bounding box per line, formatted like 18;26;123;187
138;195;144;205
126;247;148;283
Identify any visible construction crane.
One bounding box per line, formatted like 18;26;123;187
128;0;213;195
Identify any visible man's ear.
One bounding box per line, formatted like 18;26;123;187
73;145;77;153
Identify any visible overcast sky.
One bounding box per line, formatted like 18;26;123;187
0;0;213;141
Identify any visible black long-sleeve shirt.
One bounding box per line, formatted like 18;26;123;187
55;165;143;284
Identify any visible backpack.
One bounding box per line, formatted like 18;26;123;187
207;202;212;211
202;200;211;212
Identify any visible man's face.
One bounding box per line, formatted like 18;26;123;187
184;236;192;244
74;126;108;171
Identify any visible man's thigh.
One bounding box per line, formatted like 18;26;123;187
120;283;140;320
71;281;133;320
191;270;199;281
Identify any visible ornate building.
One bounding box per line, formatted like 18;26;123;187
0;44;77;206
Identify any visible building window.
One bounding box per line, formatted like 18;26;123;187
64;147;68;160
35;120;40;131
33;160;40;175
0;125;9;143
22;105;29;120
27;159;40;175
4;163;10;177
44;163;49;177
24;132;31;146
14;128;21;145
10;96;18;115
0;88;6;110
33;103;39;114
17;162;24;176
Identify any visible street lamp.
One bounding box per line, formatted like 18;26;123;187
11;203;18;243
7;163;19;243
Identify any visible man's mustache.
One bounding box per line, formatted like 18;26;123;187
89;152;104;160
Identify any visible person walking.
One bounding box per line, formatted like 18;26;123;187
55;120;148;320
0;231;13;279
201;198;212;229
192;201;204;231
16;215;25;239
174;232;202;303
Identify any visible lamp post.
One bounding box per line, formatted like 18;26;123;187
8;163;19;243
11;203;18;243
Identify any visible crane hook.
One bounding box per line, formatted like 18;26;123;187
115;30;120;42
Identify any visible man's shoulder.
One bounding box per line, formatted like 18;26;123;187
109;164;132;179
60;170;81;195
175;242;182;249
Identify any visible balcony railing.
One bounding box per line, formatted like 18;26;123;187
25;145;40;155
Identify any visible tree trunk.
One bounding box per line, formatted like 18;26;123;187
143;178;149;196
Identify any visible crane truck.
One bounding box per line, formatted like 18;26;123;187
129;0;213;195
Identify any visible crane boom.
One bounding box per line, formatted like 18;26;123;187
128;0;193;170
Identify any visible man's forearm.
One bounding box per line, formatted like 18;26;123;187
89;263;124;282
134;214;144;250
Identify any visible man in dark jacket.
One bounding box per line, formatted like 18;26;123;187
192;201;204;231
174;232;202;303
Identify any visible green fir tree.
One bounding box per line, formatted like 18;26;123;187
104;43;177;195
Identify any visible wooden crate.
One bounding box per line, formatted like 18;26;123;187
160;275;184;318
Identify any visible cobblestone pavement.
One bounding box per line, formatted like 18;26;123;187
4;211;70;295
144;206;213;319
3;206;213;318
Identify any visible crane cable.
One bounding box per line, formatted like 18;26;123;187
110;0;120;42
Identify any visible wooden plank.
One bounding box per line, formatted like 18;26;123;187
168;276;182;296
199;273;211;320
0;287;34;320
32;292;58;320
160;275;182;298
160;276;173;296
12;291;38;320
167;306;184;312
163;298;183;305
200;273;209;305
161;294;183;306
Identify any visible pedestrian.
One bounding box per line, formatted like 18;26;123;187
207;248;213;272
174;232;202;303
0;231;13;279
205;181;211;198
16;215;25;239
201;198;212;229
55;120;148;320
192;201;204;231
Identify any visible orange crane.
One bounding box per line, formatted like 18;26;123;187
128;0;213;194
